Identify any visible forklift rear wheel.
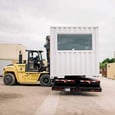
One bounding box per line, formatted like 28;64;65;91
3;73;16;85
40;74;51;86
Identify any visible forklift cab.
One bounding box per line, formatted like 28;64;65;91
26;50;46;72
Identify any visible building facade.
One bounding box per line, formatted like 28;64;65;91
0;44;26;75
107;63;115;79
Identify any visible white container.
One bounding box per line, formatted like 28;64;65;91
50;27;99;79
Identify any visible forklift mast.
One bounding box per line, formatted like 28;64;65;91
44;35;50;73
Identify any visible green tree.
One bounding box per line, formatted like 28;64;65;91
100;58;115;69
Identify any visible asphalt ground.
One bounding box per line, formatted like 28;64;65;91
0;76;115;115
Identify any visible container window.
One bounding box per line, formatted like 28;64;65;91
57;34;92;50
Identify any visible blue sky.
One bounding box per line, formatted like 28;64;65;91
0;0;115;61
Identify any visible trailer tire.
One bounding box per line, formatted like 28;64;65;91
40;74;51;87
3;73;16;85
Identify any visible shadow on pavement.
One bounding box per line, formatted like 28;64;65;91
52;91;99;97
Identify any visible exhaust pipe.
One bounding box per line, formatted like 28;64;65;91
19;50;22;64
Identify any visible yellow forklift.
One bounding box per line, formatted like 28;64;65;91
3;49;51;86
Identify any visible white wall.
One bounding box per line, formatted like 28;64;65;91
50;27;99;78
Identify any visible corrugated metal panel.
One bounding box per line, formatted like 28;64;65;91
50;27;99;78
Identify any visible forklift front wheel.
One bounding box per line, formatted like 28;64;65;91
40;74;51;87
3;73;16;85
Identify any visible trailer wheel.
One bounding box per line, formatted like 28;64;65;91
40;74;51;86
3;73;16;85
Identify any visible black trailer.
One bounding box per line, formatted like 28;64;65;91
52;76;102;92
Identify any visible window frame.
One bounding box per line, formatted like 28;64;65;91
57;33;93;51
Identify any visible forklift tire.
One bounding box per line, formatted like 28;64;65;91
3;73;16;85
40;74;52;87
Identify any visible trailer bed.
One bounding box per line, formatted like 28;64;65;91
52;76;102;92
